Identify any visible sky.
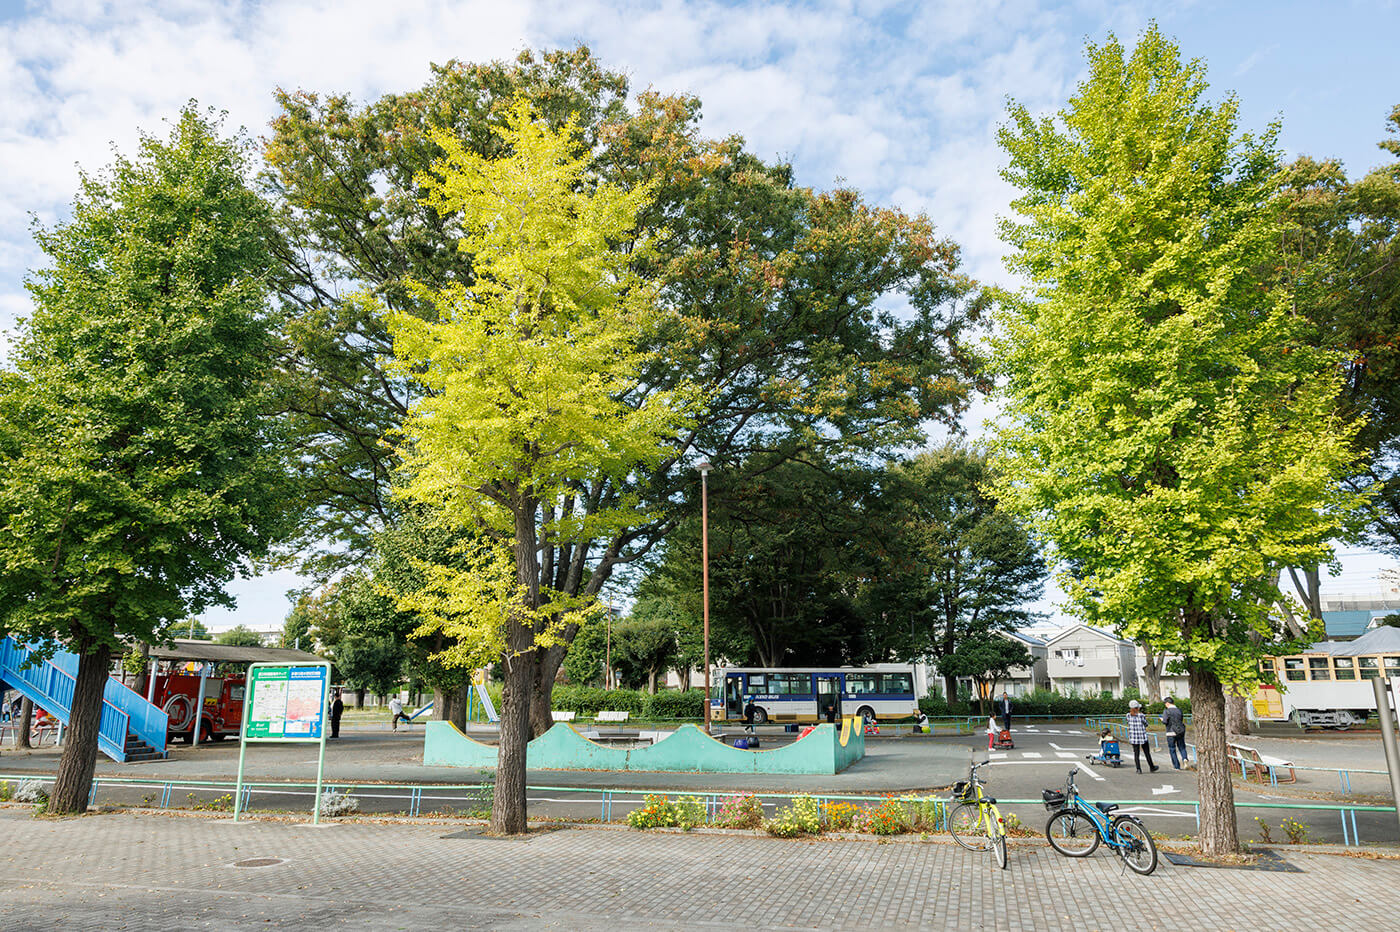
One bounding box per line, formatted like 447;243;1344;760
2;0;1398;632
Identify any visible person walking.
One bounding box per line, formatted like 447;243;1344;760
1126;699;1159;773
998;691;1013;733
389;695;410;731
1161;697;1188;769
330;689;344;739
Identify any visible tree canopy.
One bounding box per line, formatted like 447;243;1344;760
0;106;292;813
992;25;1363;855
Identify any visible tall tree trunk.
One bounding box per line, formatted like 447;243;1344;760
528;643;567;739
50;642;112;815
1225;691;1251;736
1139;641;1165;703
491;644;534;835
648;669;657;695
1189;660;1242;856
16;696;33;749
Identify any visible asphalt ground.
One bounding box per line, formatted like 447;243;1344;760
3;720;1397;846
1;808;1398;930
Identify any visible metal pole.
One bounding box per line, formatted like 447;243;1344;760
1375;676;1400;839
146;659;158;704
191;662;209;745
699;461;712;734
605;598;612;691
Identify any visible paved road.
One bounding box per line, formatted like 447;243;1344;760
0;809;1396;930
4;721;1395;845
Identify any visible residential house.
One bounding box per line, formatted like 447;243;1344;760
1043;624;1138;697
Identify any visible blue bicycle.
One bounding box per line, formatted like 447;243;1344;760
1042;766;1158;875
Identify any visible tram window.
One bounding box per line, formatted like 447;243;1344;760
1258;659;1275;676
1283;658;1306;681
1359;657;1381;679
1386;657;1400;677
1308;658;1332;681
1333;657;1356;680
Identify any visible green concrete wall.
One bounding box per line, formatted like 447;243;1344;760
423;718;866;774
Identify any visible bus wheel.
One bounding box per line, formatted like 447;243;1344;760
858;706;876;723
752;707;768;725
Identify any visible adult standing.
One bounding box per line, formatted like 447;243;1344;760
330;689;344;739
998;691;1013;733
1161;697;1188;769
1126;699;1159;773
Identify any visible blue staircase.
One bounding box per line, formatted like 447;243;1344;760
0;636;168;763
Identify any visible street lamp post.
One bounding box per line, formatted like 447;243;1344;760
698;461;712;733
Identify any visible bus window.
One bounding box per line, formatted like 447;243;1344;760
846;674;877;695
1333;657;1356;680
748;674;767;691
1283;658;1306;681
881;672;914;695
1308;658;1331;681
1360;657;1381;679
767;673;810;696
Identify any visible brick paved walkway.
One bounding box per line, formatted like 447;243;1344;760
0;809;1394;930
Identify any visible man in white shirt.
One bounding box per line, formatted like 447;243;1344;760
389;696;410;731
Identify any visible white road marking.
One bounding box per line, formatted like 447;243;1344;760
1021;752;1043;758
986;761;1104;781
1055;752;1078;759
1050;743;1099;752
1151;785;1180;796
1117;806;1195;818
988;752;1008;759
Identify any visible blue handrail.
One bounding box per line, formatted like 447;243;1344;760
1;637;167;762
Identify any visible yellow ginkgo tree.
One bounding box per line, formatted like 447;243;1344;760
384;100;694;834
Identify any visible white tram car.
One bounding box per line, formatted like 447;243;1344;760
1253;627;1400;729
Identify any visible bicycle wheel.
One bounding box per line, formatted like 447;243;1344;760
948;802;992;851
1112;816;1158;875
992;824;1008;869
1045;809;1100;857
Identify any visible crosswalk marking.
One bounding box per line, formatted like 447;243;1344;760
1055;752;1077;759
1021;752;1043;758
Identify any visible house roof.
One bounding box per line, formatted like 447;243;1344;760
1005;630;1046;647
1333;625;1400;656
148;639;324;664
1043;623;1131;647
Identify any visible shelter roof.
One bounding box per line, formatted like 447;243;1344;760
147;639;324;664
1333;625;1400;656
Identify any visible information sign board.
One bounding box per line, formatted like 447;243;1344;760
233;660;331;824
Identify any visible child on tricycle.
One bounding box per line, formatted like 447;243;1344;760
1088;728;1121;767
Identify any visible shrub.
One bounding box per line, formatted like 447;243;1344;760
820;801;864;831
764;796;822;837
642;690;706;720
627;794;678;829
1281;818;1309;844
674;796;707;830
318;792;361;818
714;794;764;829
0;780;12;802
859;797;911;836
901;795;944;832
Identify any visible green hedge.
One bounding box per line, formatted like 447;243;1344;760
542;685;705;719
919;692;1191;719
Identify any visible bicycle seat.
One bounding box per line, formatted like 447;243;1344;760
1094;802;1118;814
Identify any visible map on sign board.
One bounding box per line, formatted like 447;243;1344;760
244;665;327;740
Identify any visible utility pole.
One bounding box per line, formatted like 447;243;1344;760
1373;677;1400;839
698;461;712;733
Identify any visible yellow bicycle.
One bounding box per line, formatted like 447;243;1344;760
948;759;1008;869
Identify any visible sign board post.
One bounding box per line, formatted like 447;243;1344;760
233;661;331;824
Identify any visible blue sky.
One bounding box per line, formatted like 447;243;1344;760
2;0;1398;631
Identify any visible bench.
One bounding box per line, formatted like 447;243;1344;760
595;711;630;723
1229;743;1296;784
550;710;577;722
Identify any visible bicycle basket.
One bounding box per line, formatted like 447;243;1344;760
951;781;971;800
1041;789;1067;811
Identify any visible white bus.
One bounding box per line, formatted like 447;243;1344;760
710;664;921;725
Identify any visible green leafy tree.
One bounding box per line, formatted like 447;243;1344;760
266;48;987;730
278;592;327;650
334;634;404;700
385;101;691;834
936;628;1034;716
0;106;292;814
561;617;608;687
1276;106;1400;556
859;446;1046;697
992;27;1363;855
214;625;265;648
611;613;681;694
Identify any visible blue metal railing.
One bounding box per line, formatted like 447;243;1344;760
0;637;167;762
